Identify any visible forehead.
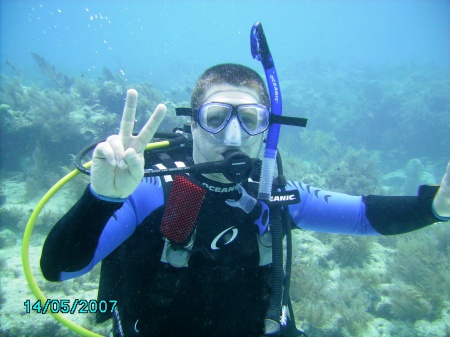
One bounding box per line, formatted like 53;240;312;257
202;84;261;105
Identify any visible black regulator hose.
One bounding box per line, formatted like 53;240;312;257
276;152;306;337
265;204;284;334
74;134;255;184
265;152;306;337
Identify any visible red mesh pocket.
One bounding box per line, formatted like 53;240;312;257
160;175;206;244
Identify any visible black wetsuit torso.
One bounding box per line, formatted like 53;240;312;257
96;176;271;337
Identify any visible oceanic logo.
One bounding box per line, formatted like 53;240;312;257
270;194;296;202
201;182;240;193
270;74;279;103
269;189;301;205
211;226;238;250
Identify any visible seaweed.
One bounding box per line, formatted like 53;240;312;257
291;263;339;336
102;67;116;82
73;77;99;105
5;59;21;77
0;190;6;207
292;260;374;336
0;103;33;136
97;81;126;114
0;75;30;111
324;147;381;195
0;206;26;234
295;300;336;335
329;275;373;336
380;227;450;322
45;90;75;117
295;129;343;170
378;282;434;321
30;52;74;90
328;236;375;267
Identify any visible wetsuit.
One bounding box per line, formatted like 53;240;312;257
40;168;440;336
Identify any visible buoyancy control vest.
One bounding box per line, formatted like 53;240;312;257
94;151;277;337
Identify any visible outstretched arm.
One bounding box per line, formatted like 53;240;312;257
286;181;443;236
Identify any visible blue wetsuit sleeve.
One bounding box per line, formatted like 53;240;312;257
286;181;378;235
286;181;441;236
41;177;164;281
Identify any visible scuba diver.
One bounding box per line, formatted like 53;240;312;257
34;17;450;328
40;63;450;337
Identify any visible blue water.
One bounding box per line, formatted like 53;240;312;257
2;0;449;89
1;2;449;336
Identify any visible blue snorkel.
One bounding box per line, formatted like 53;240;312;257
251;22;281;202
250;22;308;337
251;22;284;335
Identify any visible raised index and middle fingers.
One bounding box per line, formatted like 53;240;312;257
118;89;167;154
134;104;167;152
119;89;139;138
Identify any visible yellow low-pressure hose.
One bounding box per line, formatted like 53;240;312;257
21;141;170;337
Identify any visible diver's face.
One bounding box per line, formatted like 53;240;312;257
192;84;265;183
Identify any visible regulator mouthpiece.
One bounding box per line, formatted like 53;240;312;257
221;150;253;183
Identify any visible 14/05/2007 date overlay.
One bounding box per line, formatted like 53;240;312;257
24;299;117;314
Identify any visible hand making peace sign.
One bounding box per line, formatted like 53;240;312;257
90;89;167;199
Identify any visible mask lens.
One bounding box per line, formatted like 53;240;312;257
238;105;269;135
239;107;258;132
199;104;231;133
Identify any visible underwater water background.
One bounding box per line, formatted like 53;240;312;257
0;0;449;336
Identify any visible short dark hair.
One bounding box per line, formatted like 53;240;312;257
191;63;270;110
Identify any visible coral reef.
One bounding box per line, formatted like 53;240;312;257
282;63;450;166
0;103;33;137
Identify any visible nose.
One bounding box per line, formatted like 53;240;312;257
223;116;242;146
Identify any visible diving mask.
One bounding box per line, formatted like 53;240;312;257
195;102;270;136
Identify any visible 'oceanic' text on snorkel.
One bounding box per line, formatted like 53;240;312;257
269;74;279;103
